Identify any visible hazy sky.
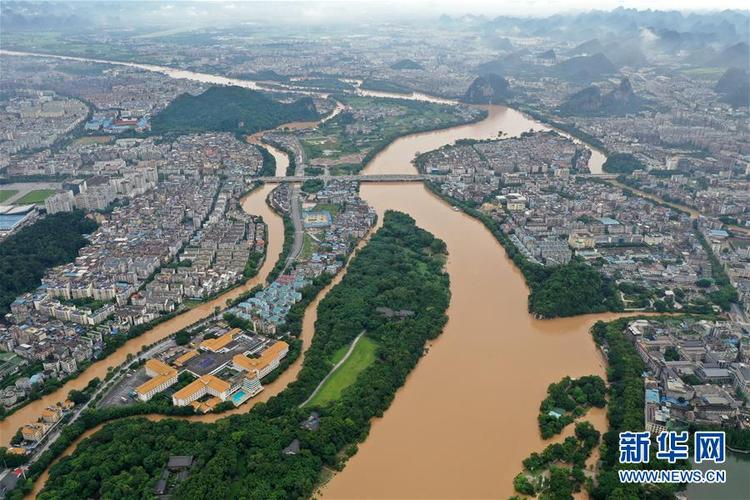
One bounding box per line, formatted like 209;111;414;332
116;0;748;27
184;0;749;16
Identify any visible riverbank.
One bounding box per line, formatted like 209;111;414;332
421;180;622;318
0;184;284;448
18;192;376;498
321;104;627;497
28;211;451;499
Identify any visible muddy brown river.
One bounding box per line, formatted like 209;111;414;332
320;106;615;499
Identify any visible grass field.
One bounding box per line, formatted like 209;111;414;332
313;203;341;217
306;335;378;407
0;190;19;203
300;233;319;261
15;189;57;204
73;136;113;146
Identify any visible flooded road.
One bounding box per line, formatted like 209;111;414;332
1;183;283;447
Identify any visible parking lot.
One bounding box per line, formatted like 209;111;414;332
98;368;151;407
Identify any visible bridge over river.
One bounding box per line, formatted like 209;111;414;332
256;173;617;183
257;174;428;183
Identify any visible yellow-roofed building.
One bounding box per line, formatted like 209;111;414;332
173;350;199;367
172;374;231;407
136;359;179;402
233;341;289;379
191;396;223;413
199;328;240;352
41;406;62;423
22;423;49;442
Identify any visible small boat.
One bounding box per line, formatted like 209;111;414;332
451;206;460;212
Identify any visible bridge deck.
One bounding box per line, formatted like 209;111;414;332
255;173;615;183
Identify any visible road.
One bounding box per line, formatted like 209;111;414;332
258;174;428;183
21;337;178;468
299;331;364;408
283;185;304;273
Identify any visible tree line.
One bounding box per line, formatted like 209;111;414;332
32;210;451;500
0;211;97;318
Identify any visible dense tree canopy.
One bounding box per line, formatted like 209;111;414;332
602;153;646;174
35;211;450;500
151;86;320;137
538;375;607;438
0;211;97;317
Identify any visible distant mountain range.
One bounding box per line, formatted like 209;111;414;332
715;68;750;108
480;8;748;48
712;42;750;70
538;49;556;60
557;78;647;116
477;51;617;84
572;39;648;68
462;74;512;104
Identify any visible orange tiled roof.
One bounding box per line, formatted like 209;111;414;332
173;374;230;401
234;341;288;374
146;359;177;376
199;329;239;352
173;350;199;366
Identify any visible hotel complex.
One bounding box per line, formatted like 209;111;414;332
136;359;179;402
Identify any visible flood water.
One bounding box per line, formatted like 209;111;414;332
320;107;615;499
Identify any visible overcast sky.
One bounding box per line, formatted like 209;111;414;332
190;0;749;16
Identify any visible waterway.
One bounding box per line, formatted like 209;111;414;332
320;107;617;499
688;451;750;500
0;49;604;174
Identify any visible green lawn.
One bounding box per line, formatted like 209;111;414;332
306;335;378;407
15;189;57;204
313;203;341;217
300;233;319;260
0;190;19;203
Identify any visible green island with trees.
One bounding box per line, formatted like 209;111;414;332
512;421;601;499
0;211;98;317
538;375;607;439
601;153;646;174
16;211;450;500
150;86;320;138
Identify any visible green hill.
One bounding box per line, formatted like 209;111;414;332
462;74;512;104
558;78;648;116
390;59;423;70
151;86;320;136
